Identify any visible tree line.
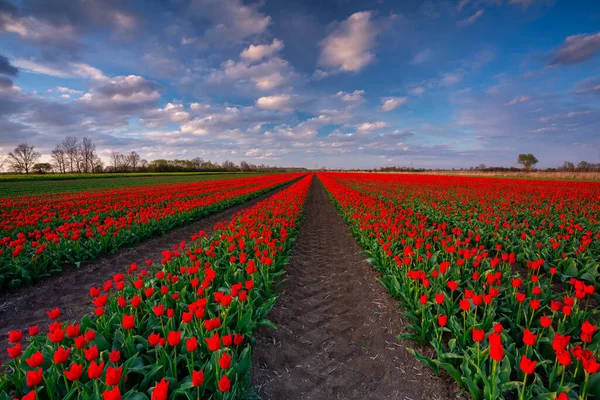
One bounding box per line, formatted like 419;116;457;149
0;138;305;174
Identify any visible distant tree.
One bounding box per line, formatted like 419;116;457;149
61;136;81;173
139;159;149;170
240;160;250;171
80;137;97;173
8;143;41;174
127;151;141;171
32;163;53;174
517;153;539;170
192;157;204;169
50;147;67;173
222;160;237;171
560;161;575;171
577;160;591;171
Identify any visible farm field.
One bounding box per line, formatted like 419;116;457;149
0;173;266;197
0;173;301;290
1;172;599;400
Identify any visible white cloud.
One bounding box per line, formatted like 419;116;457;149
12;59;107;80
318;11;379;74
334;90;366;105
256;94;293;112
504;95;530;106
380;97;408;112
207;57;295;91
241;39;284;62
355;121;388;133
0;12;78;47
457;9;484;26
409;86;426;96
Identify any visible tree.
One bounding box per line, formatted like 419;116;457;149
577;161;591;171
61;136;80;173
50;147;67;173
80;137;97;173
222;160;237;171
560;161;575;171
517;154;539;171
8;143;41;174
32;163;53;174
127;151;141;171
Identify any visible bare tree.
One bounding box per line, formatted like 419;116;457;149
61;136;80;173
80;137;97;173
110;150;122;171
222;160;237;171
92;155;104;173
8;143;41;174
240;160;250;171
51;147;67;173
192;157;204;169
139;159;149;170
127;151;141;171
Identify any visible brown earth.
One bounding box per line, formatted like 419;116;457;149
0;183;292;362
251;178;461;400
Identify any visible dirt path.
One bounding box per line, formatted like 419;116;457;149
251;178;459;400
0;184;292;362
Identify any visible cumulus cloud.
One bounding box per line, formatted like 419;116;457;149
141;103;191;128
504;95;530;106
76;75;162;120
0;0;139;51
207;57;295;91
548;32;600;65
333;90;366;105
380;97;408;112
241;39;284;62
256;94;294;112
355;121;388;133
318;11;379;74
457;9;484;26
188;0;271;43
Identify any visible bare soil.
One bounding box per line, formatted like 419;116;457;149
251;178;460;400
0;184;291;362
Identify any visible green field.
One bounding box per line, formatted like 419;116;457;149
0;172;265;196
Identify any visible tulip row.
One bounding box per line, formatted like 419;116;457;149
0;173;312;400
320;173;599;400
0;173;302;290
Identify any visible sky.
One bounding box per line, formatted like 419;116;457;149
0;0;599;169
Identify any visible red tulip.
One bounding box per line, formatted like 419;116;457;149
219;352;232;369
26;368;43;386
65;363;83;381
519;355;536;375
106;365;122;386
167;331;181;347
152;378;169;400
218;374;231;392
122;315;135;330
88;361;105;380
192;370;204;387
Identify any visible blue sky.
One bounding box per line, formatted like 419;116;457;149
1;0;599;169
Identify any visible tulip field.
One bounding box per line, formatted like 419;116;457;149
320;173;600;400
0;173;300;290
1;172;599;400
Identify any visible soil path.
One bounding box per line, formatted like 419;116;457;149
0;183;292;361
251;178;459;400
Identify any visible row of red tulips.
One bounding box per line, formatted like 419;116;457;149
320;173;599;400
0;174;312;399
0;174;301;290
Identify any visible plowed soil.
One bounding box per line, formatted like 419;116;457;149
251;178;460;400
